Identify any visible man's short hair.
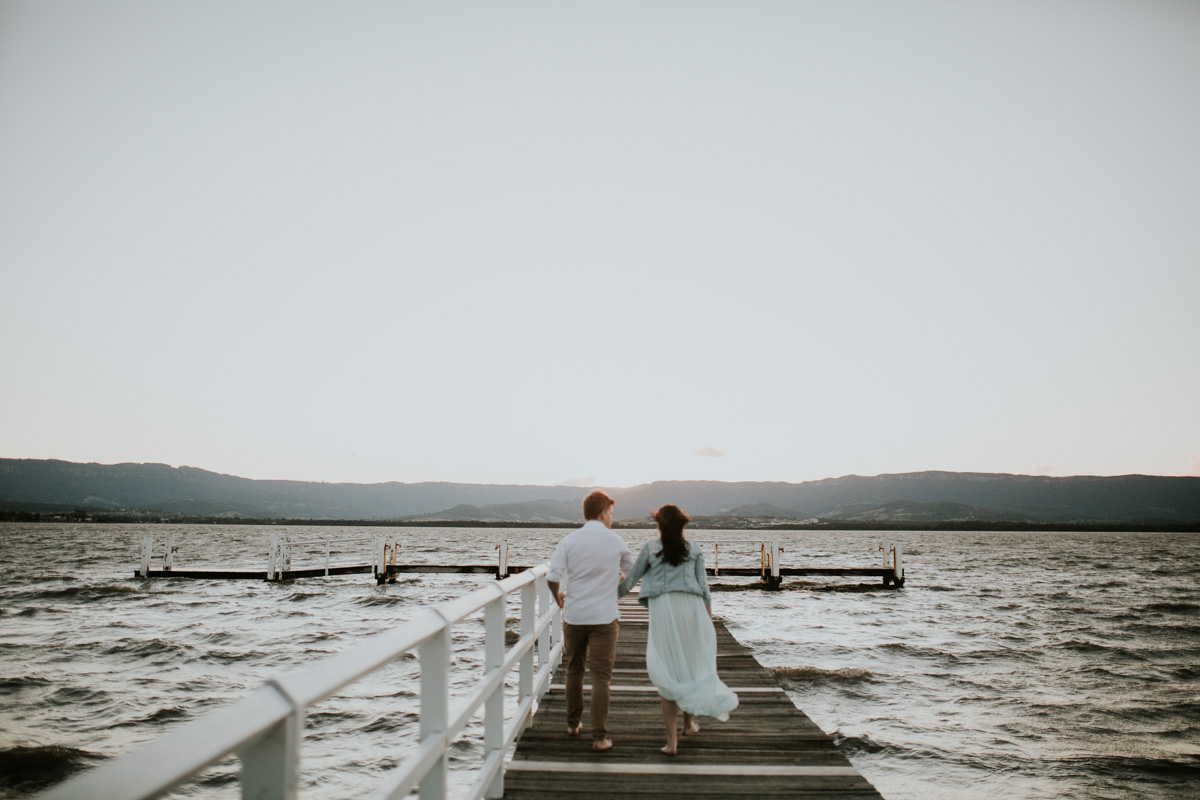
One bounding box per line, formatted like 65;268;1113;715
582;490;615;521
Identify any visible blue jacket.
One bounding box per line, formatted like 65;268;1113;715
618;540;711;606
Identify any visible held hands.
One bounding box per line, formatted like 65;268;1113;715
555;591;565;608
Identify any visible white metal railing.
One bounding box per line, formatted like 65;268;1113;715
687;537;783;578
686;537;903;583
38;564;562;800
137;533;402;580
267;534;400;580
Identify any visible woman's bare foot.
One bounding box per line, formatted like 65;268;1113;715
592;738;613;751
660;745;677;755
682;720;701;736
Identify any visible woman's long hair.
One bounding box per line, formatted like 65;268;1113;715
653;504;691;566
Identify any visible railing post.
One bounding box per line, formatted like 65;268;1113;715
163;532;175;572
770;542;780;579
496;540;509;579
237;682;302;800
139;534;152;577
267;535;279;581
419;623;449;800
483;595;505;798
536;577;553;691
519;581;535;729
892;543;903;587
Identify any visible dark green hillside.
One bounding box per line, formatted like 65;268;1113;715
2;459;1198;525
0;459;588;519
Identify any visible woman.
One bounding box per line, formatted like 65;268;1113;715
619;504;738;754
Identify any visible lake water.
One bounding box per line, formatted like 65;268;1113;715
1;523;1197;799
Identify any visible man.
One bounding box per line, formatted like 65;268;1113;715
546;490;634;751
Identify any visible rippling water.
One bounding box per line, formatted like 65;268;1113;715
1;523;1197;799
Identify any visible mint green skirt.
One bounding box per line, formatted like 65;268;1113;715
645;592;739;720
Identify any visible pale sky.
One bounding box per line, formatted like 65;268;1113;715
2;1;1198;488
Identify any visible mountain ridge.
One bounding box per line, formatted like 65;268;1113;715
2;458;1199;524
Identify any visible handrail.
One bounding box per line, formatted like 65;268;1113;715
282;535;380;546
37;564;562;800
687;536;780;542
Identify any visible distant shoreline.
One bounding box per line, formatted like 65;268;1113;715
1;511;1196;532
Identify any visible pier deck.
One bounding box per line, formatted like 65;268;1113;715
142;564;903;584
503;596;884;799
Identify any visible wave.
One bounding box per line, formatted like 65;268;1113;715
103;637;193;661
0;745;105;793
308;709;365;724
202;647;269;664
829;732;904;755
354;594;410;607
0;675;52;692
48;686;113;705
338;712;418;737
771;665;873;683
366;688;418;700
112;706;191;728
874;641;957;661
28;584;140;602
1057;639;1151;660
1120;621;1200;637
1055;753;1200;780
1141;602;1200;614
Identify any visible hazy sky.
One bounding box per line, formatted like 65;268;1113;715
2;1;1198;488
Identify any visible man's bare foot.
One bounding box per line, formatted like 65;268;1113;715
682;720;700;736
592;738;613;751
660;745;677;755
566;723;582;736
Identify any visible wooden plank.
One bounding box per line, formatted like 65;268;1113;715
502;596;885;800
143;565;376;580
547;685;786;694
143;570;267;579
389;564;503;574
507;762;860;776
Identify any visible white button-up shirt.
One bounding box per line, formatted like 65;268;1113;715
547;520;636;625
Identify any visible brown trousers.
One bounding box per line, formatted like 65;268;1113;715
562;619;620;742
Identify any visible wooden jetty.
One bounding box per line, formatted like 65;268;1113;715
503;596;885;799
136;534;906;588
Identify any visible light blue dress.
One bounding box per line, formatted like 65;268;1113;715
620;542;738;720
